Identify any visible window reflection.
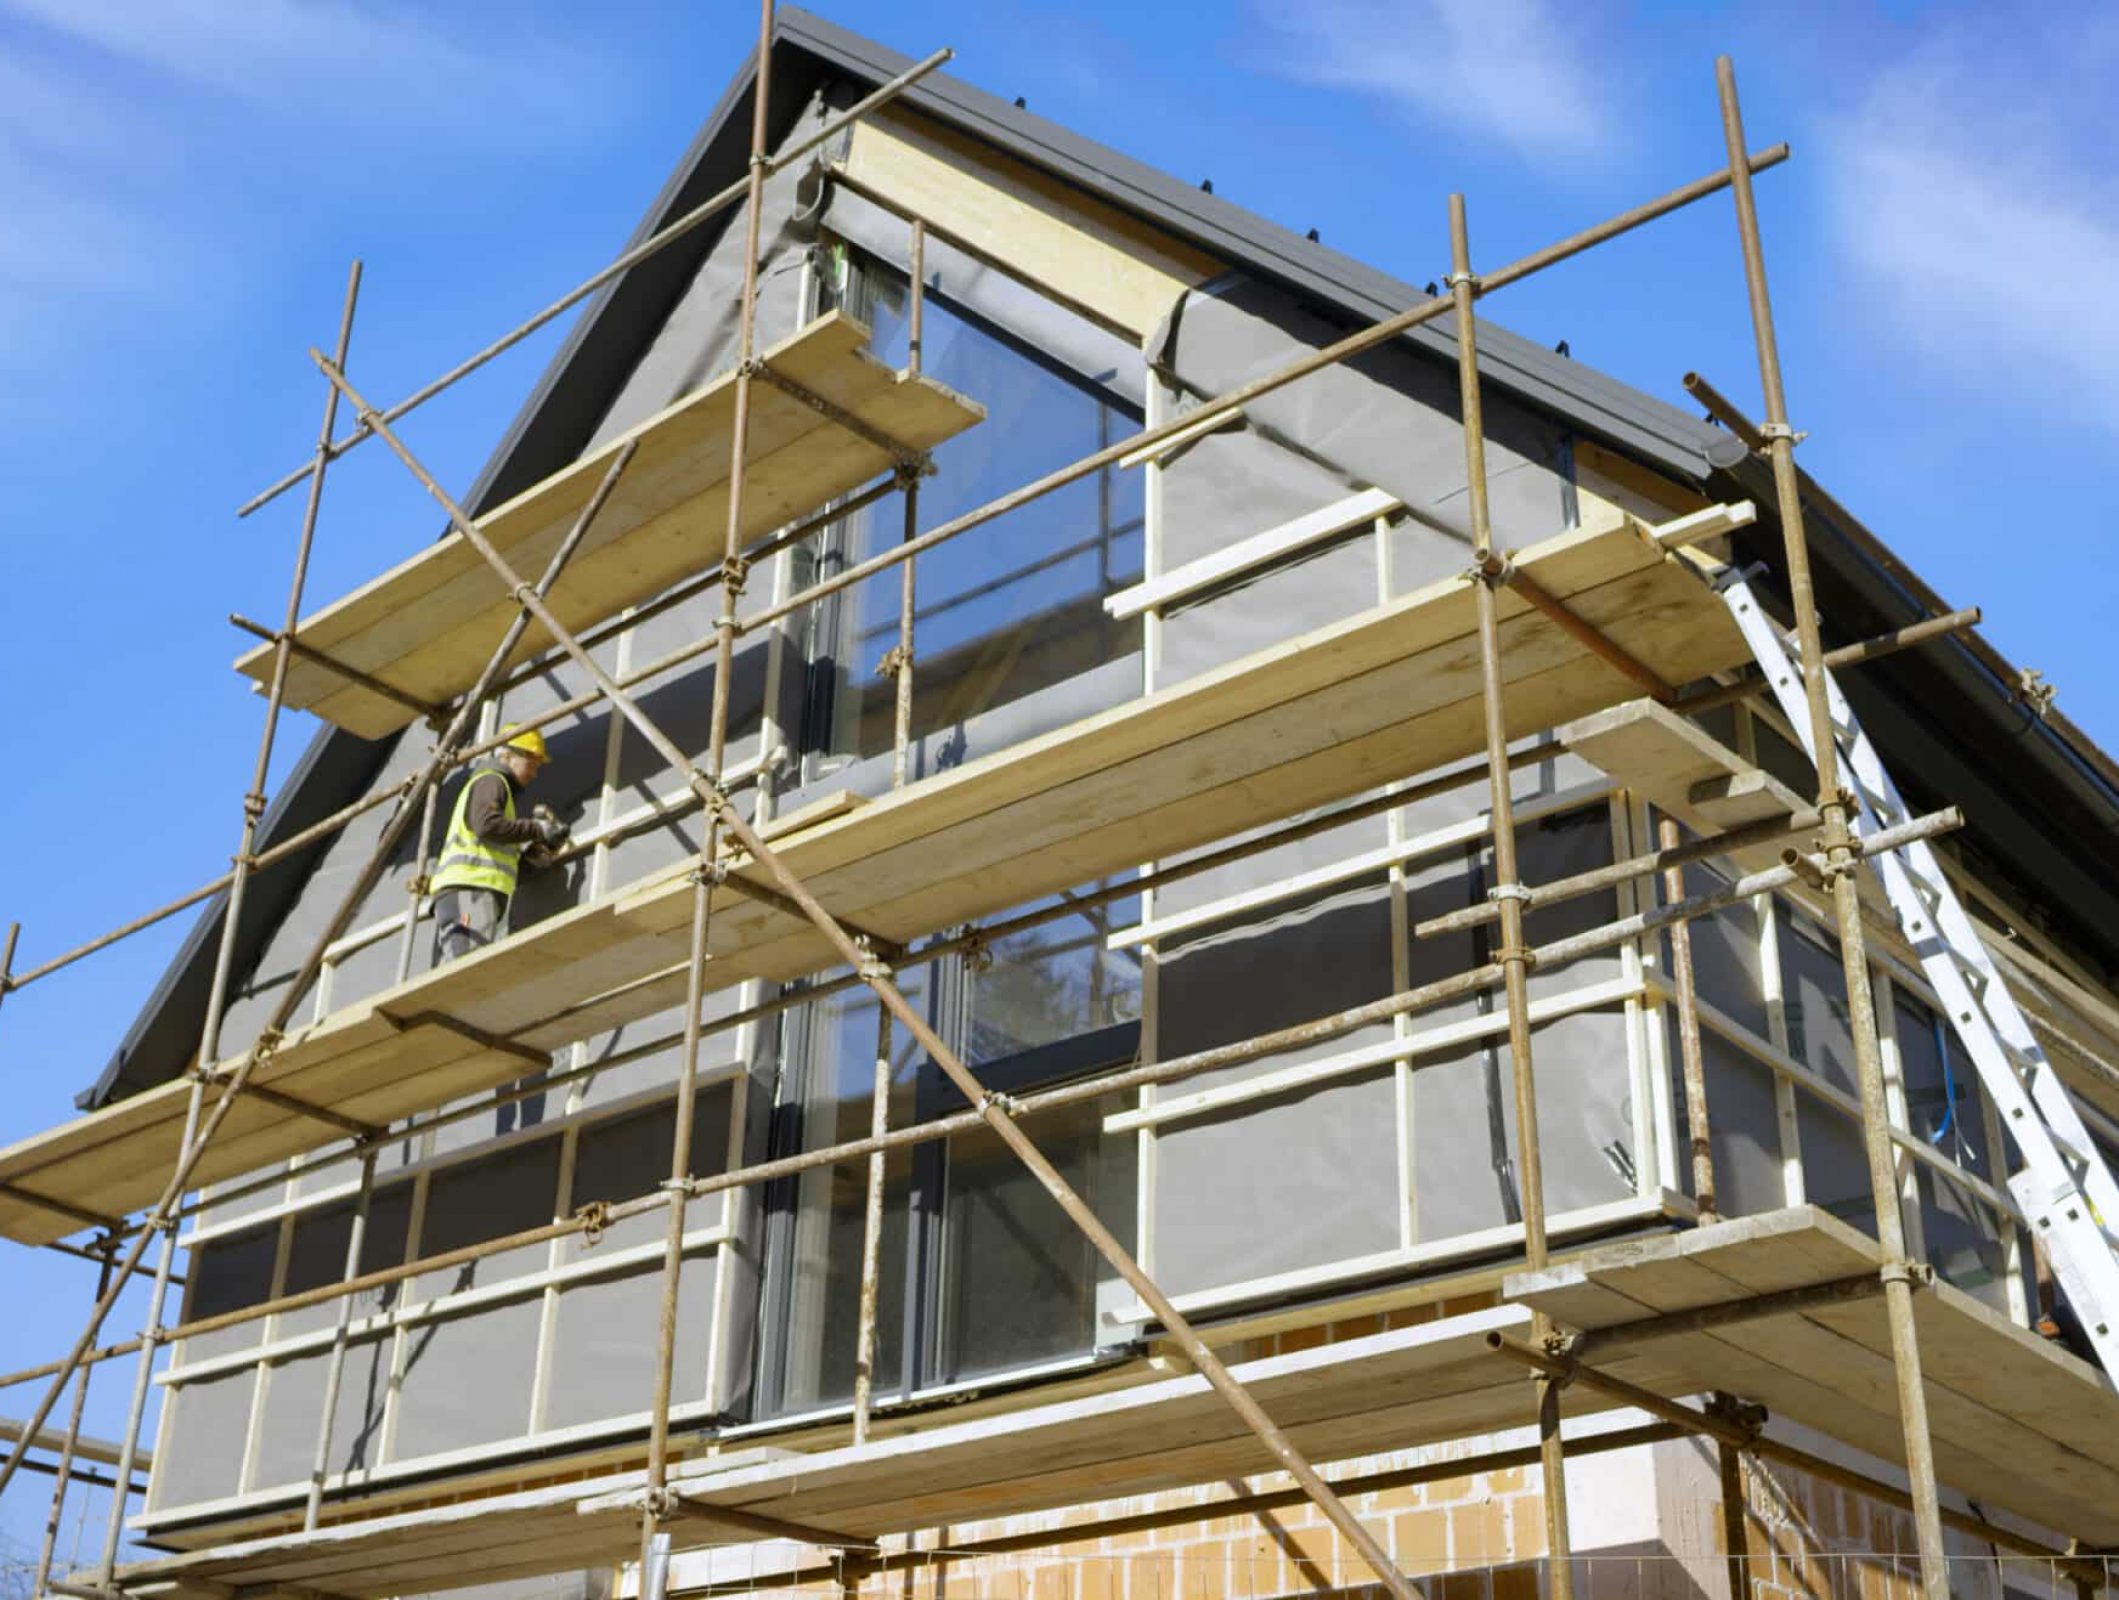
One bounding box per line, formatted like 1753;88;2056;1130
969;885;1142;1063
771;971;928;1414
935;1093;1135;1385
803;247;1144;780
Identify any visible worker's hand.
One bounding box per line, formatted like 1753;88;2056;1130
533;815;571;849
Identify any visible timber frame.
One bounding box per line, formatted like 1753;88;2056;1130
2;11;2117;1600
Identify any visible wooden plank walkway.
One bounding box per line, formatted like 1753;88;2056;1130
113;1305;1682;1599
232;311;984;738
1509;1205;2119;1545
0;502;1748;1245
107;1207;2119;1596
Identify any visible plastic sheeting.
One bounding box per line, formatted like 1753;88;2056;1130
1124;265;1659;1302
819;185;1146;409
1150;276;1574;554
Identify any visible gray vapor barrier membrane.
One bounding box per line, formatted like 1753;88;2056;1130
157;95;831;1522
1140;271;1631;1300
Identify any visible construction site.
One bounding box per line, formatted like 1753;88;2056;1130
3;7;2118;1598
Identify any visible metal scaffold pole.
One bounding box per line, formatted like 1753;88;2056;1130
32;1243;113;1598
311;332;1428;1600
300;1148;376;1531
0;395;637;1559
639;2;777;1579
1713;55;1950;1594
1661;815;1719;1220
851;216;927;1450
48;263;363;1589
1445;193;1575;1599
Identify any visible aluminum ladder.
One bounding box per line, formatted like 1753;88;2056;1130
1721;577;2119;1379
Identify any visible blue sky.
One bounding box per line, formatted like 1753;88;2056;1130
0;0;2113;1566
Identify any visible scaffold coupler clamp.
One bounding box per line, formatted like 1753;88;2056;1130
242;789;269;824
959;925;995;975
721;552;752;599
1782;844;1830;894
877;643;914;680
976;1087;1024;1120
1539;1329;1580;1385
1878;1258;1933;1290
687;858;731;890
853;936;894;985
643;1484;682;1521
1705;1391;1768;1444
892;456;931;490
1470;550;1513;588
575;1199;613;1248
2018;666;2058;719
1487;882;1533;908
694;771;734;816
204;1025;283;1085
1444;268;1480;296
1754;420;1805;449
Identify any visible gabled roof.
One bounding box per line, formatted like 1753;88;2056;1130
91;5;2119;1109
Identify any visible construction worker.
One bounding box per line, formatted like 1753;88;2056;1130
429;727;569;966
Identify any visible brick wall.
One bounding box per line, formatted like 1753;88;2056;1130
666;1306;2063;1600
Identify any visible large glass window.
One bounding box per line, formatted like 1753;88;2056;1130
758;895;1141;1417
764;973;928;1415
798;245;1143;784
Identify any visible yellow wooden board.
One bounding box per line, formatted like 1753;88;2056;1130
232;312;985;739
840;109;1221;339
1560;698;1809;873
1507;1205;2119;1545
1;507;1749;1246
107;1213;2119;1595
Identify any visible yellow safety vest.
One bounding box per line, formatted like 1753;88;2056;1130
431;767;522;898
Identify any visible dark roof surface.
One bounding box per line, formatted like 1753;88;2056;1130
93;6;2119;1108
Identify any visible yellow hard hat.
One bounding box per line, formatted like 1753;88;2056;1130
503;726;549;762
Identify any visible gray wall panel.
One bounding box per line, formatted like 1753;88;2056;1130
416;1138;565;1298
1151;1067;1400;1297
392;1299;542;1462
562;1092;734;1258
179;1224;278;1363
545;1253;719;1431
1158;537;1378;686
1687;1029;1788;1219
149;1371;253;1512
277;1187;414;1340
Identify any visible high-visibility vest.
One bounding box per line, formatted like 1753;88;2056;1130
430;767;522;898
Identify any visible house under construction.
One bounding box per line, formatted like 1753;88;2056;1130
4;8;2118;1599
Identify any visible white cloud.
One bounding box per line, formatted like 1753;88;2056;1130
0;0;603;139
1248;0;1621;167
1824;12;2119;432
0;0;616;374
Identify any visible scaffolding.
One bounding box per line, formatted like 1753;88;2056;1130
0;11;2112;1600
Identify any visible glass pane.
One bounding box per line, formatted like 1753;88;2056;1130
1662;851;1769;1037
1777;905;1858;1096
1893;992;2010;1311
806;251;1142;777
1677;1027;1789;1216
1509;805;1620;998
1795;1096;1878;1240
934;1091;1135;1385
769;970;929;1414
968;883;1142;1063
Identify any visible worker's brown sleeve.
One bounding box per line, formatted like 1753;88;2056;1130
464;771;543;846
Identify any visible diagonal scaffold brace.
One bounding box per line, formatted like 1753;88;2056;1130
0;373;643;1589
308;354;1433;1600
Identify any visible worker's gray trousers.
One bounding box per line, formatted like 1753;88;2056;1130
432;886;507;967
